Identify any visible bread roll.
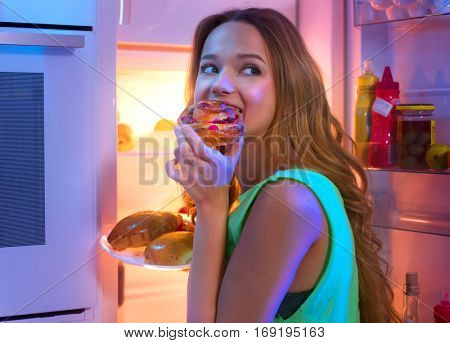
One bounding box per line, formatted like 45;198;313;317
144;231;194;266
177;100;244;147
107;211;182;251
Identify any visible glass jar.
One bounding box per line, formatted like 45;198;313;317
396;104;436;170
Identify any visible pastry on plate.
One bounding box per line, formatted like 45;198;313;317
107;211;183;251
144;231;194;266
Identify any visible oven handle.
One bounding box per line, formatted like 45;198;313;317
0;32;84;48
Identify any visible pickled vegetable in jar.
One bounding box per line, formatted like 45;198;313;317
396;104;436;170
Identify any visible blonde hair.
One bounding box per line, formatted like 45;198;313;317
183;8;401;323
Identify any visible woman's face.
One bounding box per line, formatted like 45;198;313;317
194;21;276;137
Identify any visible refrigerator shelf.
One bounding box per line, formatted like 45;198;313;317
99;213;192;272
354;0;450;27
365;167;450;175
367;168;450;236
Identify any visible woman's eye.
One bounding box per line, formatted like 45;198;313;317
200;64;218;74
242;65;261;75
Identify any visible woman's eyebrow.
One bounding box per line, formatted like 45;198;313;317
200;53;266;65
237;53;266;64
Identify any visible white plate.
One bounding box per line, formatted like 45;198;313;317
99;213;192;271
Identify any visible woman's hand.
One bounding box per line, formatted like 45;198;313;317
166;125;243;205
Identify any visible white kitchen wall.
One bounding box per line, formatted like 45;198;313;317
298;0;345;124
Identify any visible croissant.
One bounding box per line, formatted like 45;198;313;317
107;211;182;251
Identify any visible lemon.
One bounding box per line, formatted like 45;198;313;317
117;123;136;152
154;119;176;131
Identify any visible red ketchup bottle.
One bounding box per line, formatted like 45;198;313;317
434;290;450;323
369;66;400;168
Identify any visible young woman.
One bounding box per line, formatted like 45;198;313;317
166;8;400;323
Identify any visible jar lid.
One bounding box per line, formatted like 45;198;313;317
396;104;435;111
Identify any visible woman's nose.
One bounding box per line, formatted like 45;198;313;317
211;72;235;95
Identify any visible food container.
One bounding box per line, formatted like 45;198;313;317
396;104;436;169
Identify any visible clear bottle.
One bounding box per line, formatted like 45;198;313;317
403;272;420;323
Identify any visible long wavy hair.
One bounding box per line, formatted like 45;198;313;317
182;7;401;323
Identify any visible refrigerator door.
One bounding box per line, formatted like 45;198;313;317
0;0;94;27
0;27;96;318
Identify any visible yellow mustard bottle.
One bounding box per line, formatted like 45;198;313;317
355;60;378;165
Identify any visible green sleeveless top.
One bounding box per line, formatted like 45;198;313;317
225;169;360;323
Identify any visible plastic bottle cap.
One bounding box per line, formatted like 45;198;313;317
395;104;436;111
406;272;418;285
405;272;420;296
358;59;379;88
376;66;399;90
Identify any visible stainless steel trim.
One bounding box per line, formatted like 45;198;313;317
0;32;84;48
119;0;132;26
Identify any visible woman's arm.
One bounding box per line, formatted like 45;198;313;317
187;189;229;322
215;179;326;322
166;125;243;322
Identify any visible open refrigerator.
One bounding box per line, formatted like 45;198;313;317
344;0;450;322
112;0;449;322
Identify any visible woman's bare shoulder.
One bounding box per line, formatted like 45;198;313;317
216;178;327;322
255;178;327;240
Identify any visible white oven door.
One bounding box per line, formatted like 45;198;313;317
0;27;97;319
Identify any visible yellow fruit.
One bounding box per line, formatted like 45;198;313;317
425;144;450;171
117;123;136;152
154;119;176;131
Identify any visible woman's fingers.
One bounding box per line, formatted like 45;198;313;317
226;135;244;161
175;126;196;167
171;124;241;187
172;142;213;186
166;158;182;183
180;125;215;161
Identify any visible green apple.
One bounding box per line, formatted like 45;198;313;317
425;144;450;171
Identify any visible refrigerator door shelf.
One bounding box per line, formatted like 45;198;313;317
354;0;450;26
368;169;450;236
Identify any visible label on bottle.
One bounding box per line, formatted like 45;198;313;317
372;97;393;117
